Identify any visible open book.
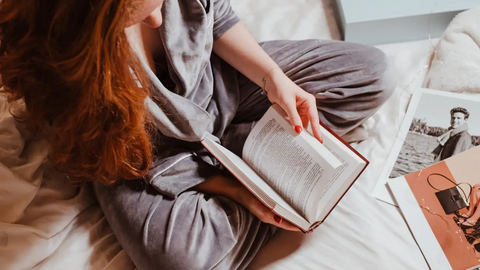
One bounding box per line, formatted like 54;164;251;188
202;104;368;232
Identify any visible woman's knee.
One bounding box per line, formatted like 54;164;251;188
472;184;480;196
138;194;274;270
307;40;397;107
94;183;241;270
346;43;397;107
317;42;397;131
371;47;397;106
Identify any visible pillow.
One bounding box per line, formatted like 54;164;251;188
424;8;480;93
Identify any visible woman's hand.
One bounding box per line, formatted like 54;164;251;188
212;23;322;142
236;185;301;232
194;175;300;232
265;68;323;143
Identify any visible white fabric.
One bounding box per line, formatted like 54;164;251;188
0;97;135;270
424;7;480;93
0;0;458;269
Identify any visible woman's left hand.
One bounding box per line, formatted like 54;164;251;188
265;68;323;143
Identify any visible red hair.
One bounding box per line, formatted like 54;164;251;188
0;0;155;184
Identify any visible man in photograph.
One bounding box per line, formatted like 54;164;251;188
432;107;473;162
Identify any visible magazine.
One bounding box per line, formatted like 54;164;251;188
373;88;480;205
388;146;480;270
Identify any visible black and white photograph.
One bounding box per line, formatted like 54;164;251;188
388;92;480;178
373;88;480;205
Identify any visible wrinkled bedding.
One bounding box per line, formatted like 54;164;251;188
2;0;472;269
424;7;480;93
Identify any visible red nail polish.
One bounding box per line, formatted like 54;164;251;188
273;215;283;224
295;125;302;134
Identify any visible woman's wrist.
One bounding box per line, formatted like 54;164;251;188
210;175;254;209
194;174;246;204
262;66;286;95
223;178;249;205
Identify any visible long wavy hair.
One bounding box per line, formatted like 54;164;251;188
0;0;155;184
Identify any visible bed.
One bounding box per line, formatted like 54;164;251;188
1;0;471;269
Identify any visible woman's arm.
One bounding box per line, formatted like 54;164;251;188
213;23;323;143
193;175;300;231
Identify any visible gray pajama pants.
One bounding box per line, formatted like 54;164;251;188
94;40;396;270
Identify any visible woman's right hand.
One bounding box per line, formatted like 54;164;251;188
194;175;300;232
236;185;301;232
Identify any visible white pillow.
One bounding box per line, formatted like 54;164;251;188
424;8;480;93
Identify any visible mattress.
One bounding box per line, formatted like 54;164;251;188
0;0;441;269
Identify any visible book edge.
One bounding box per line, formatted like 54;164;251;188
201;139;275;208
317;161;368;224
312;122;369;225
319;121;369;166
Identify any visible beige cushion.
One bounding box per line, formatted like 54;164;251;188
424;8;480;93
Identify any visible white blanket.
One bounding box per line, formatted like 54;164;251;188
0;0;466;269
0;97;134;270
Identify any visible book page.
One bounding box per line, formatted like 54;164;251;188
307;124;366;221
242;105;342;222
201;137;307;226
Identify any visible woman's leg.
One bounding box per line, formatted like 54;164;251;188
462;186;480;225
93;180;276;270
226;39;396;149
467;185;480;216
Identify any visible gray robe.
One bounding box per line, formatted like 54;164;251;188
93;0;397;269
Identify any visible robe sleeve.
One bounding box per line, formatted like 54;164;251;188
212;0;240;40
145;145;223;199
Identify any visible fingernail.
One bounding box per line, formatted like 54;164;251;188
295;125;302;134
273;215;283;224
320;137;323;144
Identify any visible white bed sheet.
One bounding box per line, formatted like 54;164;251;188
236;1;437;269
0;0;443;269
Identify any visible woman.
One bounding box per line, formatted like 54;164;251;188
460;184;480;227
0;0;396;269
